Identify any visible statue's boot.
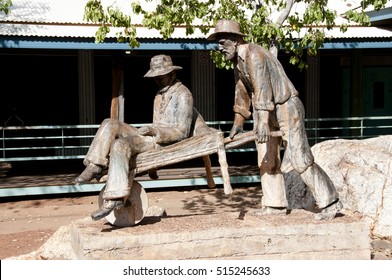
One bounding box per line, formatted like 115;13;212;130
252;206;287;216
314;199;342;220
75;163;102;185
300;163;339;220
91;198;125;221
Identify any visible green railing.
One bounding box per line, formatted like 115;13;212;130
1;116;392;162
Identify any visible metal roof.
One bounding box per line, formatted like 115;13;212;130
0;0;208;39
0;0;391;50
0;0;87;24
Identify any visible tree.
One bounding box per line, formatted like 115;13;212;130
0;0;12;15
84;0;388;69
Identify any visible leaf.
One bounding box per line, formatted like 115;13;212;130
0;0;12;15
83;0;387;70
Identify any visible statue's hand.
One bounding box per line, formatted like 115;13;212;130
256;122;270;143
229;124;243;139
138;126;157;136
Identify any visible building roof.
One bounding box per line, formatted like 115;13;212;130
0;0;391;50
367;6;392;26
0;0;208;39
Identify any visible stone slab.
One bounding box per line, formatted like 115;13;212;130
70;211;371;260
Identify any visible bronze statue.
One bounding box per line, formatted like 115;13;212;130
208;19;342;220
76;54;209;221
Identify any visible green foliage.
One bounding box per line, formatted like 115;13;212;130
83;0;387;70
344;0;387;25
0;0;12;15
210;49;234;69
138;0;216;39
84;0;140;48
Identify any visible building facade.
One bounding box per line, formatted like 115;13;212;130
1;1;391;131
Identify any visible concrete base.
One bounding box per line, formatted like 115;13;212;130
70;211;371;260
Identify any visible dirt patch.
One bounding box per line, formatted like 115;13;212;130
0;186;260;259
0;230;56;259
0;194;98;259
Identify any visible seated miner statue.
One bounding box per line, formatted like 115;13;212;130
75;54;210;221
208;19;342;220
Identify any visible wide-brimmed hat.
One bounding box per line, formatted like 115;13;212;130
144;55;182;78
207;19;246;41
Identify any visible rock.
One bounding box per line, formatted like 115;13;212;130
145;205;167;217
371;238;392;251
284;135;392;240
284;169;316;210
371;238;392;260
36;225;74;259
5;225;74;260
71;212;370;260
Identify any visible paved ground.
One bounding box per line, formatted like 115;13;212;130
0;185;263;259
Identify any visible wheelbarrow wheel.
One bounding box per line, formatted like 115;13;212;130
98;180;149;227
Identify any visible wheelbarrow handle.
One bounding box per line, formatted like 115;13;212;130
224;131;284;150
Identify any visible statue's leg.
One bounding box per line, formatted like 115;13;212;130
301;163;341;220
281;97;314;173
283;97;340;219
90;137;131;221
91;134;155;221
251;108;287;216
83;119;121;167
257;138;287;209
105;133;155;199
76;119;138;185
103;137;133;199
300;163;338;208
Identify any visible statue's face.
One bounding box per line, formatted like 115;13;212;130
217;35;238;61
154;73;172;88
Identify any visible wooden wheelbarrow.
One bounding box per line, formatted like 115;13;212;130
98;129;283;226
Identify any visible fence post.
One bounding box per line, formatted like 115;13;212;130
1;128;5;158
61;128;65;156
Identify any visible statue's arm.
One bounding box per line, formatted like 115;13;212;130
230;72;251;139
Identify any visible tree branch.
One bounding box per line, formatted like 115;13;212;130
276;0;295;27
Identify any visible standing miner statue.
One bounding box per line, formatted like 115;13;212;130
208;19;342;220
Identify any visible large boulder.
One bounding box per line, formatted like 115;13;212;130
284;135;392;240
